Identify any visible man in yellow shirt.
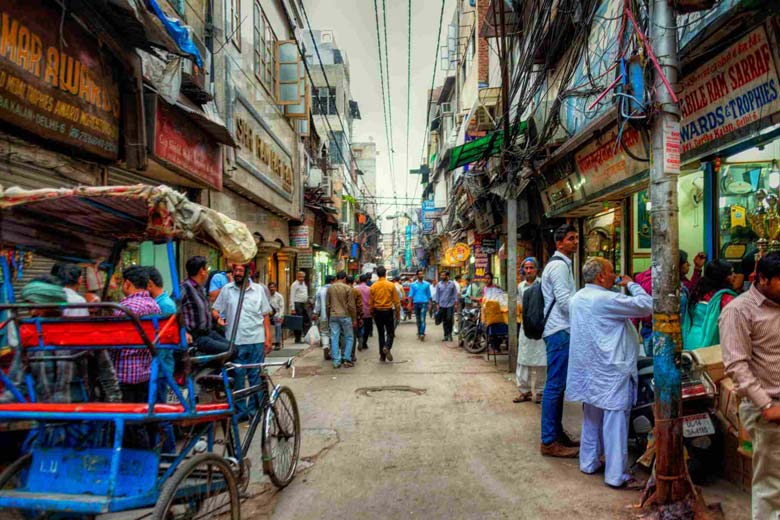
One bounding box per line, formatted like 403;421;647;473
369;266;401;362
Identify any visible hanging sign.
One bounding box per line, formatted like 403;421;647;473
289;225;311;249
296;249;313;269
680;27;780;158
0;0;121;160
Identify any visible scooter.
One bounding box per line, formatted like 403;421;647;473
629;352;720;484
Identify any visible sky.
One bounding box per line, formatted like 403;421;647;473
302;0;456;232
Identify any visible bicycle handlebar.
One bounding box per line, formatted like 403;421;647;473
225;357;295;377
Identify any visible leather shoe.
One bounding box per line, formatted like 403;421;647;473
558;430;581;447
540;441;579;458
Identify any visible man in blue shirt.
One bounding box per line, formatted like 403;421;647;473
434;271;460;342
409;270;432;340
147;267;177;315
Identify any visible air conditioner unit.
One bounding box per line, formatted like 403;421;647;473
320;175;333;197
181;32;212;103
440;102;452;115
306;167;323;188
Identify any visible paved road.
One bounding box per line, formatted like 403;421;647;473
250;317;749;519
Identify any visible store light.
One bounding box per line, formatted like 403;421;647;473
645;201;652;212
719;197;727;208
768;160;780;190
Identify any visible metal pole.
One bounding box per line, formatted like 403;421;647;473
498;0;518;370
649;0;686;505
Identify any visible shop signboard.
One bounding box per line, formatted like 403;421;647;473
573;125;647;197
540;169;586;216
480;236;498;254
153;101;223;190
421;199;435;233
0;0;121;160
679;26;780;159
233;94;294;200
290;225;310;249
296;249;313;269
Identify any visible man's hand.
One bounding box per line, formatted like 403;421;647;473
761;403;780;423
617;275;633;287
217;317;227;327
186;332;193;344
290;308;296;315
694;252;707;269
352;320;357;329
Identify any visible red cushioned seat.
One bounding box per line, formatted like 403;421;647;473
19;317;181;348
0;402;229;414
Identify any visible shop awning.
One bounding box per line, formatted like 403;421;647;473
445;120;528;172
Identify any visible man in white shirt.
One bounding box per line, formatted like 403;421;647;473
540;223;580;458
312;275;334;360
289;271;310;343
566;257;652;489
213;264;272;419
54;264;89;317
515;258;546;404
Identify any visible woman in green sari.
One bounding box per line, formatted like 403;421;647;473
682;260;738;350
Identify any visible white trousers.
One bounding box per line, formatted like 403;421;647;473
741;400;780;520
580;403;630;487
515;364;546;395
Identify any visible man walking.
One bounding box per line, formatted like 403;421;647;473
720;252;780;519
213;264;272;419
370;266;400;362
327;271;357;369
566;258;652;488
434;271;459;342
409;270;432;340
356;274;372;350
289;271;310;343
312;275;334;360
515;258;546;404
540;223;580;458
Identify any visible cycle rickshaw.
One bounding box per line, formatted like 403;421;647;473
0;185;301;518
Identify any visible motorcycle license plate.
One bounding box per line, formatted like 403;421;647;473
682;413;715;438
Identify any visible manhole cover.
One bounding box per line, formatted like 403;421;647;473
355;385;427;397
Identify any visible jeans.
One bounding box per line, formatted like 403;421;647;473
414;302;428;336
233;343;264;418
273;323;283;344
193;330;230;355
293;302;310;342
155;350;177;453
329;317;354;366
440;306;454;338
361;317;373;348
374;309;395;354
541;330;570;445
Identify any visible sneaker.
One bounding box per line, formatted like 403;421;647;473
540;441;579;458
343;361;354;368
383;347;393;362
558;430;581;448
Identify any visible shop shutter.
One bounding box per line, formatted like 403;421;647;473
106;167;155;187
0;253;57;303
0;162;80;190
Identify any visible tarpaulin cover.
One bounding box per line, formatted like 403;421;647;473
19;318;181;348
0;185;257;264
146;0;203;67
446;120;528;172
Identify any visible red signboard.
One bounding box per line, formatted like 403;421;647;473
153;101;222;190
0;0;121;159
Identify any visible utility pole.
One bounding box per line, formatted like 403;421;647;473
648;0;690;509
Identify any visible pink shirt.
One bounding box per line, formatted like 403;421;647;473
357;283;371;317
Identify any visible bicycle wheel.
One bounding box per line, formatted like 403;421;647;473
463;329;487;353
152;453;240;520
262;386;300;488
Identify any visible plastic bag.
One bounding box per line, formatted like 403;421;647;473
304;324;321;347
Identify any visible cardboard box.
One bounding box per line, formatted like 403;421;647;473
691;345;726;383
719;377;741;429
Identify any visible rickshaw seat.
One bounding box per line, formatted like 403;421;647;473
0;402;229;414
18;316;182;349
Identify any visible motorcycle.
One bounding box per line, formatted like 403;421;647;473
458;307;487;354
629;352;720;484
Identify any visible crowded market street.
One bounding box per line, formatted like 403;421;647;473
244;318;750;519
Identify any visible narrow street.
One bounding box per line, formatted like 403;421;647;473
248;319;749;519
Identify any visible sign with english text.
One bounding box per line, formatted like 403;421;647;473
680;27;780;158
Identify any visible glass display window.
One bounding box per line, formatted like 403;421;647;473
584;207;622;271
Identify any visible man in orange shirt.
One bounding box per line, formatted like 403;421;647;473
369;266;401;362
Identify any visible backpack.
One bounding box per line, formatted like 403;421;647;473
522;256;565;340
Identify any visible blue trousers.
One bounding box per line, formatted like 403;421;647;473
330;317;354;367
155;350;176;453
414;302;428;336
234;343;265;418
541;330;570;445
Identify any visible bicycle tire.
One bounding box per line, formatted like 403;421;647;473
463;330;488;354
152;452;240;520
262;386;300;488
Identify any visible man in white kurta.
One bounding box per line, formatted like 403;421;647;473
515;258;547;403
566;257;652;488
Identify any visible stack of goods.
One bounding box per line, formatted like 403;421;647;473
717;376;753;492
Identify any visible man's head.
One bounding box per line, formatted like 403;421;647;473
377;266;387;278
582;257;616;289
440;271;449;282
336;270;347;282
359;274;368;284
122;265;150;296
146;267;165;297
679;250;690;276
485;272;494;285
325;274;336;285
186;256;209;284
554;223;579;257
522;257;539;282
346;275;354;285
296;271;305;283
756;252;780;304
465;276;472;283
54;263;83;289
268;281;277;294
232;264;249;286
455;274;462;282
417;269;424;281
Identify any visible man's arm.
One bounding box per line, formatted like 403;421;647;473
289;283;296;313
313;289;322;318
549;262;573;316
348;289;357;324
601;280;653;318
392;285;401;319
720;305;773;409
326;288;333;319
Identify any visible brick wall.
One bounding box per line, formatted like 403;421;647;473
477;0;490;84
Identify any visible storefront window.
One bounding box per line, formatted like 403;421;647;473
584;207;622;272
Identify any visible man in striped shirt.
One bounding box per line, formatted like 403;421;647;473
721;252;780;519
